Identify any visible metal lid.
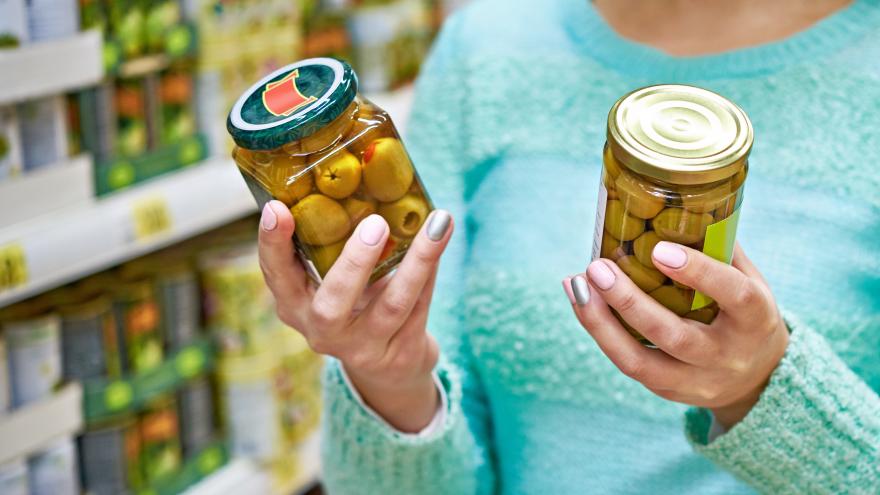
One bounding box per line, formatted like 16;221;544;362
227;58;358;151
607;84;753;185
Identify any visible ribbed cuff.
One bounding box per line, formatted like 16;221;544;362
685;316;880;493
320;358;479;494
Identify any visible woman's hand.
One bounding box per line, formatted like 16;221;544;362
258;200;453;432
564;242;789;429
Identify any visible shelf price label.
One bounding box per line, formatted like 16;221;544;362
0;243;28;293
132;195;173;241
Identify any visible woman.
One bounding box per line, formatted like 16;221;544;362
258;0;880;492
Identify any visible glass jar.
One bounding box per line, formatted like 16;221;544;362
592;85;753;346
228;58;433;284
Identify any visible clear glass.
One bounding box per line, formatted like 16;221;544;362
232;96;433;283
596;144;747;345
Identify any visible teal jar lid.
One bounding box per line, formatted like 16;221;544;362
227;58;358;150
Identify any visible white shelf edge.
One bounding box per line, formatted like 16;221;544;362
0;158;257;308
0;154;95;228
0;383;83;465
0;30;104;105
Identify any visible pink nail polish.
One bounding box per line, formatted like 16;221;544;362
587;260;616;290
562;277;576;304
358;215;386;246
261;203;277;231
653;241;687;268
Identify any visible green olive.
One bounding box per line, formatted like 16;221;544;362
603;145;623;189
600;233;626;261
632;231;661;267
604;199;645;241
651;208;714;244
649;285;694;316
290;194;351;246
313;151;362;199
308;240;346;277
685;305;719;324
616;255;666;292
681;180;734;213
299;102;357;154
342;196;377;226
607;187;619;200
614;172;666;219
362;137;414;202
377;194;430;238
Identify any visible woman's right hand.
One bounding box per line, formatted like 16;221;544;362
257;200;453;432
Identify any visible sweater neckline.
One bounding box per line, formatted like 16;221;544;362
562;0;880;79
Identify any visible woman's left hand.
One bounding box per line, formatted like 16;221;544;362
564;242;789;429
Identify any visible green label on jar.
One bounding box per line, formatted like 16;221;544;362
692;207;741;310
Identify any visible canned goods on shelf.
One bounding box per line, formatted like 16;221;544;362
25;0;79;41
58;294;121;381
27;436;79;495
178;377;216;458
2;313;61;408
111;280;164;374
0;106;24;180
139;394;182;484
155;264;201;352
16;96;69;171
593;84;753;345
276;331;322;445
0;335;10;415
0;458;28;495
0;0;29;46
78;415;144;495
227;57;434;285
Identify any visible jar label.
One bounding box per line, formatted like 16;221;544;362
590;183;609;261
692;207;741;310
262;69;317;117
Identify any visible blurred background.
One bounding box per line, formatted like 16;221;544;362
0;0;467;493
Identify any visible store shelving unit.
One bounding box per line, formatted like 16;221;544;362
0;383;83;464
0;154;94;228
0;30;103;105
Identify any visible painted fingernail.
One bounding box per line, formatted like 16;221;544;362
571;275;590;306
562;277;576;304
359;214;387;246
587;260;616;290
653;241;687;268
426;210;451;241
261;203;277;231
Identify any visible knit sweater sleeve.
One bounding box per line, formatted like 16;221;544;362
685;315;880;494
319;13;497;495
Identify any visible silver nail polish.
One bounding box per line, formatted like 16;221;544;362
426;210;451;241
572;276;590;306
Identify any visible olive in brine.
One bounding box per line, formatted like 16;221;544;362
649;285;694;316
600;234;626;261
378;194;430;238
342;196;377;225
614;172;665;219
291;194;351;246
604;200;645;241
313;151;362;199
652;208;714;245
363;137;414;202
685;305;719;324
681;180;733;213
310;239;347;276
616;256;666;292
633;231;661;267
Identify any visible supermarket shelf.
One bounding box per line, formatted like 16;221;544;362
0;154;94;228
0;383;83;465
0;158;255;308
0;30;104;105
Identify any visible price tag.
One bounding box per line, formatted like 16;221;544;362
132;196;172;241
0;243;28;292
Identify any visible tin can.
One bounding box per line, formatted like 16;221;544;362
228;58;434;284
114;80;149;157
25;0;79;41
2;314;61;408
177;377;215;457
27;436;79;495
593;85;752;345
58;295;121;381
0;106;23;180
0;0;29;46
217;351;282;461
0;335;9;415
16;96;68;171
155;264;201;352
112;280;163;374
0;459;28;495
78;416;144;494
139;394;182;483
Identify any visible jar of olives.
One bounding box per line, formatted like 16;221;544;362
227;58;433;283
592;85;753;345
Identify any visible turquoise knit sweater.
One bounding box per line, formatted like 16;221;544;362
320;1;880;493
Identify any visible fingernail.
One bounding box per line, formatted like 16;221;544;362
426;210;451;241
261;203;277;231
359;215;387;246
653;241;687;268
571;275;590;306
587;260;616;290
562;277;576;304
